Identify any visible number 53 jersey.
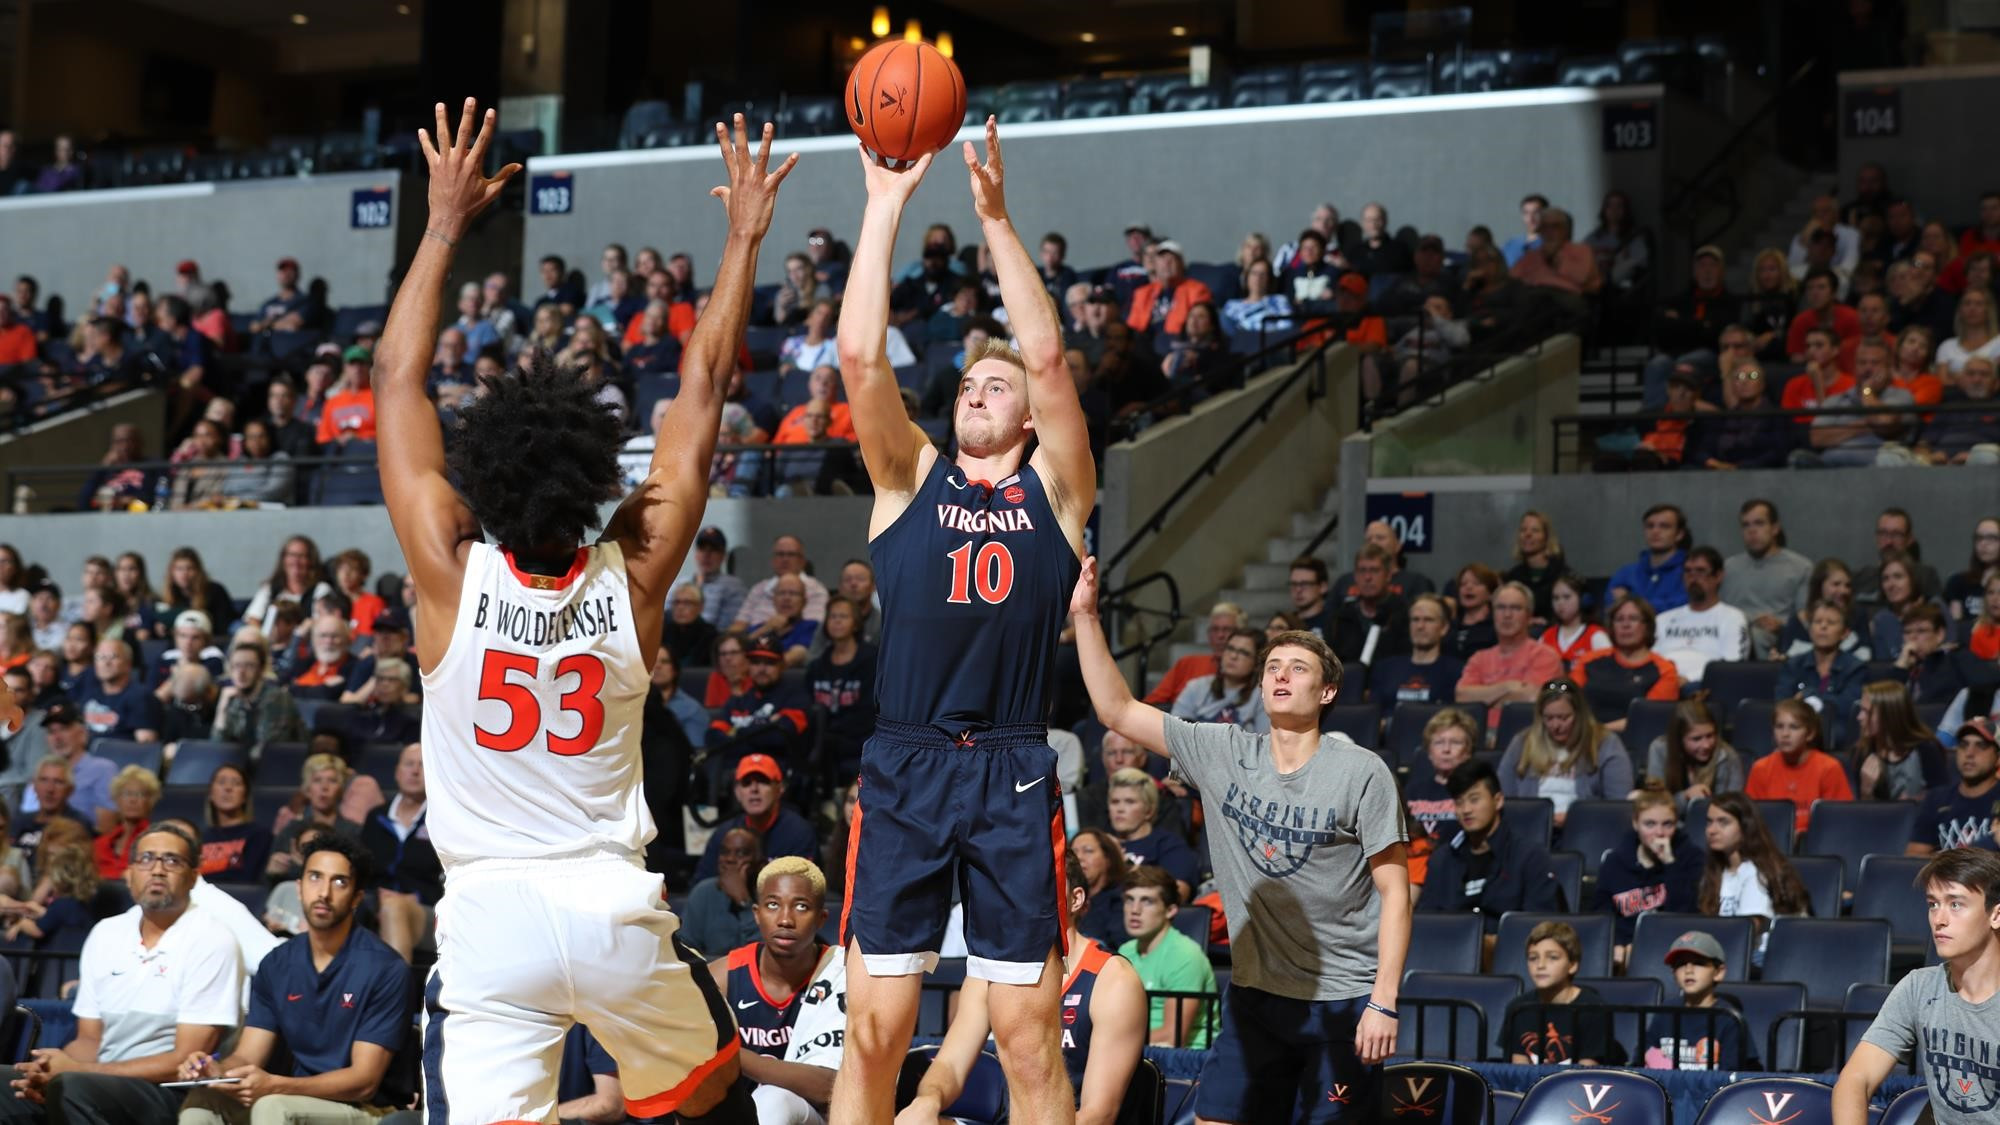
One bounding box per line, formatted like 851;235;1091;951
419;541;654;869
869;459;1081;732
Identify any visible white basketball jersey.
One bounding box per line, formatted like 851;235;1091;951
420;541;654;868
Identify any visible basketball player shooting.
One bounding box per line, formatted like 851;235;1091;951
374;99;794;1124
829;118;1096;1125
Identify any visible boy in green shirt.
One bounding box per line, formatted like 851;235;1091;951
1116;864;1216;1049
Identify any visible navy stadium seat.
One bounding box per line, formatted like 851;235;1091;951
1718;980;1806;1070
1399;972;1520;1061
152;787;210;826
1116;1058;1165;1125
1728;698;1778;759
1407;913;1484;976
257;742;311;785
1166;1079;1199;1125
1791;854;1846;917
1492;703;1537;756
1504;798;1555;851
1169;904;1213;956
1512;1068;1668;1125
215;883;269;917
166;740;248;787
1763;917;1890;1009
1129;74;1186;112
1381;1061;1489;1124
1853;854;1930;955
1388;701;1452;768
1557;56;1624;88
1549;852;1583;914
1436;50;1505;92
1298;62;1366;104
1702;662;1779;726
1878;1085;1928;1125
315;440;383;506
1804;802;1919;887
1493;912;1613;981
1319;703;1380;749
354;743;409;790
1061;96;1125;120
1161;86;1220;114
1622;700;1676;761
1368;60;1431;99
90;738;164;777
1491;1090;1522;1125
896;1045;1006;1123
1575;976;1660;1066
916;957;966;1038
1629;913;1756;995
1842;982;1894;1060
1064;77;1130;102
1557;800;1633;877
1693;1078;1829;1125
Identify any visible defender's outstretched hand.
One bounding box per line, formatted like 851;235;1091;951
1069;556;1099;620
712;115;799;239
963;116;1009;223
418;98;522;236
857;144;934;206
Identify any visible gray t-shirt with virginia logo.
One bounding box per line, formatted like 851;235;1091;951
1862;964;2000;1124
1163;716;1407;1002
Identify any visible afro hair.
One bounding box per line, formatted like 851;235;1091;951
446;351;626;552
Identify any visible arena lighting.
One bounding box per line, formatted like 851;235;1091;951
871;6;890;37
904;18;922;43
1080;31;1096;43
849;35;867;51
936;31;954;58
1171;26;1188;37
290;12;309;25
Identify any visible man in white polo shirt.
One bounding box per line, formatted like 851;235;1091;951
0;823;242;1125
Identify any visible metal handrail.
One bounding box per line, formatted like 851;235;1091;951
1100;569;1184;692
1660;60;1819;248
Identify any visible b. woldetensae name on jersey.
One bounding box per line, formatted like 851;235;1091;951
473;593;622;646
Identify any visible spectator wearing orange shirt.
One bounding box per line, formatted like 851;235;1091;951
1744;698;1853;834
622;269;696;346
0;296;33;366
1889;325;1943;405
1508;208;1602;296
1941;190;2000;291
316;345;376;444
1144;603;1246;705
1836;292;1897;371
1126;242;1214;336
1785;268;1860;360
1780;327;1854;422
772;365;855;443
1456;583;1566;728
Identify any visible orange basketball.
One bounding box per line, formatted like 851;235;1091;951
846;39;966;166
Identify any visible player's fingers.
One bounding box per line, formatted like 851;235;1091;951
768;152;800;187
754;121;774;173
456;98;477;150
710;186;727;201
416;128;438;164
432;102;450;149
469;108;497;162
986;116;1002;167
910;151;935;179
732;113;748;158
961;139;980;172
715;121;735;168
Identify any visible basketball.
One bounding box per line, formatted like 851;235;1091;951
846;39;966;166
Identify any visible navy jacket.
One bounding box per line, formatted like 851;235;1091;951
1418;816;1564;934
1776;649;1869;748
1591;829;1704;944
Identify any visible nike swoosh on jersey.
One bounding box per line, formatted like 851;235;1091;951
1014;777;1046;793
287;994;304;1001
736;998;759;1009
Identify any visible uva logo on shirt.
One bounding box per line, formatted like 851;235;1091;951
341;992;356;1009
1219;781;1343;878
1920;1026;2000;1113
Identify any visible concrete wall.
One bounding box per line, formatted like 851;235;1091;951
1352;468;1995;581
522;86;1670;285
0;391;164;513
1362;335;1582;478
0;496;874;604
0;171;417;315
1839;63;2000;225
1101;347;1358;601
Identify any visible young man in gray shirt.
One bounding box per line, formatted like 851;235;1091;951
1834;847;2000;1125
1721;499;1813;659
1071;558;1410;1122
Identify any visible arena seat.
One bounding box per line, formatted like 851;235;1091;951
215;883;269;917
1170;904;1213;956
1690;795;1794;853
1319;703;1380;749
1436;50;1505;93
1556;799;1632;877
778;96;841;136
1227;74;1292;109
166;740;249;786
1763;917;1890;1008
1388;701;1451;768
1556;56;1624;87
1399;971;1521;1061
1064;77;1130;102
90;738;164;777
315;441;384;506
1853;854;1930;956
1622;700;1677;760
153;786;210;826
1505;798;1555;851
1790;854;1847;917
1368;61;1431;99
895;1045;1006;1123
1715;980;1806;1069
618;101;675;150
253;785;295;824
1492;703;1536;756
1297;62;1366;104
1502;48;1562;88
1878;1085;1929;1125
1549;852;1584;913
1161;87;1221;114
1842;982;1894;1059
1805;802;1920;887
1617;39;1693;87
354;742;409;790
1629;914;1756;994
1493;912;1613;981
1692;1077;1829;1125
1165;1079;1200;1125
1407;913;1485;976
1112;1057;1165;1125
1575;976;1660;1066
1701;661;1779;727
1381;1061;1489;1124
1513;1068;1668;1125
1061;96;1126;120
1491;1089;1522;1125
256;742;311;784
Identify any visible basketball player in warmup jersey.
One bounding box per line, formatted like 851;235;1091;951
707;856;834;1114
373;99;795;1124
829;118;1096;1125
898;853;1148;1125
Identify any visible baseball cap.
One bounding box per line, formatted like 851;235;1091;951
175;259;200;276
1336;272;1369;297
314;342;342;360
1664;931;1727;966
746;641;783;663
736;753;781;782
695;526;728;552
276;256;300;271
353;320;384;338
1693;244;1726;263
343;345;371;363
1124;223;1153;237
43;701;82;727
1957;716;1997;747
173;610;212;635
1154;239;1184;258
1086;287;1118;306
372;610;410;634
1416;234;1445;253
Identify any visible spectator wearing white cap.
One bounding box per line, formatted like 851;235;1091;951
1126;241;1214;337
149;611;225;701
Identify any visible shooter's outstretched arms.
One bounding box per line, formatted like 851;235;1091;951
609;116;797;609
964;117;1095;542
837;148;940;502
377;98;520;653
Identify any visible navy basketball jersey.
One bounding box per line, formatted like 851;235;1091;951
723;942;818;1058
1057;938;1114;1089
870;458;1081;730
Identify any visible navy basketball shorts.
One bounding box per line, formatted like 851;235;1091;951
1196;985;1379;1123
842;717;1068;984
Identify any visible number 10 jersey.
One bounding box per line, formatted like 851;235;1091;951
419;541;654;869
869;458;1081;733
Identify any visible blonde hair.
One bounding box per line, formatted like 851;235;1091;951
1108;767;1160;816
1422;708;1483;754
756;856;827;900
1752;247;1797;295
302;752;351;787
1514;510;1563;562
42;844;100;900
958;336;1026;379
1516;680;1608;778
112;765;162;802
